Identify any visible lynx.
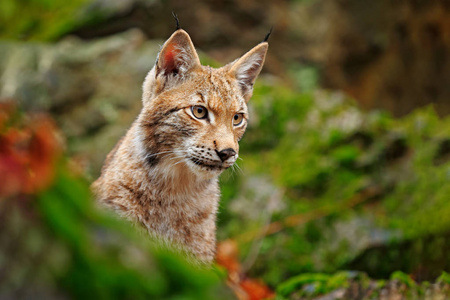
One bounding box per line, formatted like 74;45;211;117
92;26;268;263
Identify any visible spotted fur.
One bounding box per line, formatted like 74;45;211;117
92;29;268;264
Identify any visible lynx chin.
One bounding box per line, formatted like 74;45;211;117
92;27;268;264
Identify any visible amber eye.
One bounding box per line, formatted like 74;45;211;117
191;105;208;119
233;113;244;126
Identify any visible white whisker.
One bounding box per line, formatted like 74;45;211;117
229;165;237;179
233;161;243;175
145;150;189;163
172;159;187;166
145;150;178;158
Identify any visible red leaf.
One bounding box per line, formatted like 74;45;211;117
240;278;275;300
216;240;275;300
0;105;62;197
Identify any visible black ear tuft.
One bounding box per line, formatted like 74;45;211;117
172;12;181;30
263;27;273;43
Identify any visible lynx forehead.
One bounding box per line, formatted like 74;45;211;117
92;26;268;264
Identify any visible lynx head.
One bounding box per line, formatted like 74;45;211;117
137;29;268;179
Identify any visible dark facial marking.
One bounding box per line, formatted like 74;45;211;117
190;157;223;171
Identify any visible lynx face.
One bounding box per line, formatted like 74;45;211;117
137;29;267;179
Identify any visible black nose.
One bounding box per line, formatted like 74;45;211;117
217;148;236;162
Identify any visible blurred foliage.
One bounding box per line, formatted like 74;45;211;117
218;78;450;291
277;272;352;297
0;0;95;41
0;104;228;299
276;270;450;299
37;173;225;300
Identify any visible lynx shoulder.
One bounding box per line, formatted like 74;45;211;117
92;27;268;264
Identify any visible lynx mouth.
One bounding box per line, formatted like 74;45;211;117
189;158;226;171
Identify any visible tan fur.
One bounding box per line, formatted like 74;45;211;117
92;29;267;264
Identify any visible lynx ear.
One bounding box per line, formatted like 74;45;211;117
229;42;268;102
156;29;201;78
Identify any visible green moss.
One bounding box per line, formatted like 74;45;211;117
437;272;450;284
0;0;94;41
390;271;417;289
218;79;450;285
277;271;357;298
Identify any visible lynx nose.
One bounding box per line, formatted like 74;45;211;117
217;148;236;162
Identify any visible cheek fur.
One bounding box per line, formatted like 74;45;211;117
235;124;247;142
139;111;199;165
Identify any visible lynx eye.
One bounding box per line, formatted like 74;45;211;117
233;113;244;126
191;105;208;119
